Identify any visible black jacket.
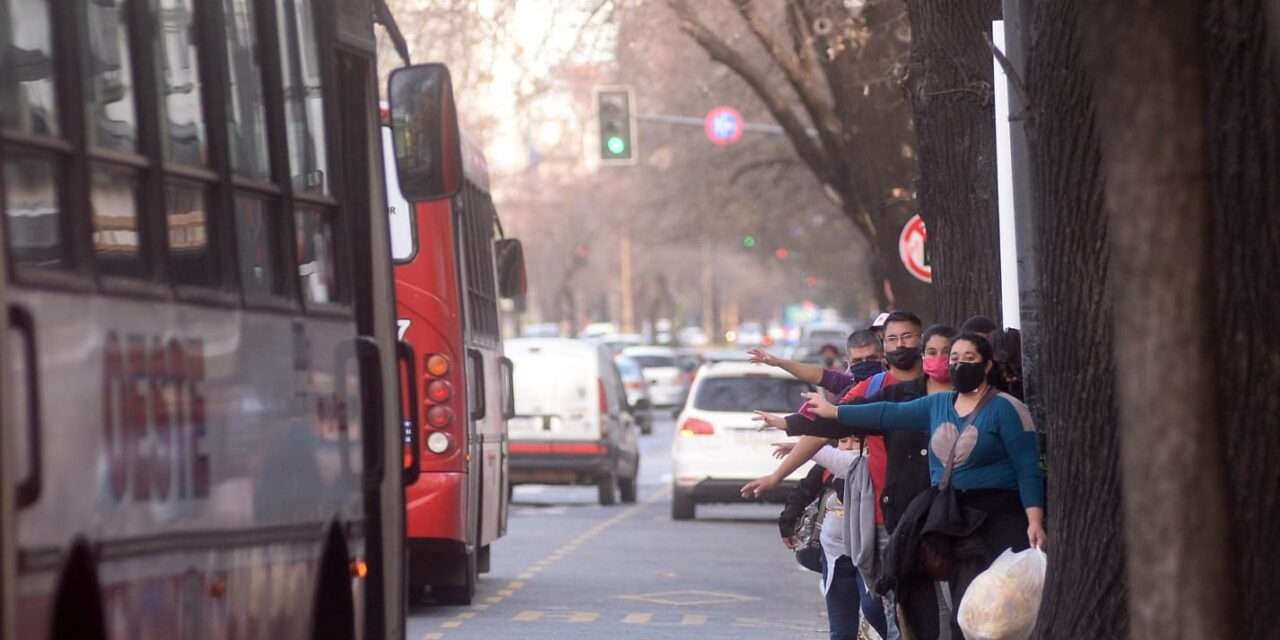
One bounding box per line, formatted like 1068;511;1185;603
785;375;932;531
778;463;840;537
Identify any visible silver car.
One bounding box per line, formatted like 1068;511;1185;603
614;357;654;434
620;346;689;407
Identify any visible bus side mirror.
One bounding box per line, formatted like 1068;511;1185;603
387;63;463;201
495;238;527;298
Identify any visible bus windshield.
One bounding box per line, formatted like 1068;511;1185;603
383;126;417;263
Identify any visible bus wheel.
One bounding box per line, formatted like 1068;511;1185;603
434;549;477;605
312;526;355;640
50;540;106;640
596;472;618;506
619;475;638;504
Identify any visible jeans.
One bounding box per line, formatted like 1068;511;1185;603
855;568;888;638
823;555;862;640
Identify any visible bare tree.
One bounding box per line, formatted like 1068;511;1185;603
667;0;930;315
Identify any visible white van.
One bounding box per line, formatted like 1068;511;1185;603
505;338;642;505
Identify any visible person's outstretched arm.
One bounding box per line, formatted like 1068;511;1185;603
748;348;837;387
803;392;935;433
741;435;827;499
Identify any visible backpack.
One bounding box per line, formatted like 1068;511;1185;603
794;487;834;573
865;371;888;397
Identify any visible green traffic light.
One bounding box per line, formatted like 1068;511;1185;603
606;136;627;155
743;235;756;248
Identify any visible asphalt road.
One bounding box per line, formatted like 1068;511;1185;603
405;413;828;640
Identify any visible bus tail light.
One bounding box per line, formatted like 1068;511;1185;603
426;405;454;428
679;418;715;437
426;432;452;454
425;353;451;378
426;380;453;402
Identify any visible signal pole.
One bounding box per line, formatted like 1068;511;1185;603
620;225;635;333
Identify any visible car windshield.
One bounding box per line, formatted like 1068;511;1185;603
630;355;677;368
615;359;642;379
693;377;813;413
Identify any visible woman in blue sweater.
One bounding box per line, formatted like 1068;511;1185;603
799;333;1046;638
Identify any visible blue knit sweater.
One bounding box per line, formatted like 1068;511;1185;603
835;392;1045;509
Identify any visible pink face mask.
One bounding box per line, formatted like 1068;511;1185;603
923;355;950;382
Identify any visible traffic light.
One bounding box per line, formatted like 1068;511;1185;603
595;86;635;164
742;234;756;248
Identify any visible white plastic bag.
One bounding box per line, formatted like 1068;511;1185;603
958;547;1047;640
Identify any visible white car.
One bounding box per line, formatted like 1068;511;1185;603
506;338;642;505
620;346;688;407
670;362;815;520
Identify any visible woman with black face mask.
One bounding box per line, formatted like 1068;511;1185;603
799;333;1045;639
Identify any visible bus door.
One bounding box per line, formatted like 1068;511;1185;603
333;48;406;640
0;164;13;640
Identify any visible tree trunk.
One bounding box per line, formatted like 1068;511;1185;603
903;0;1003;326
1079;1;1238;637
1205;1;1280;636
1022;0;1127;636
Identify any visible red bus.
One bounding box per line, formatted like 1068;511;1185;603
384;67;525;605
0;0;425;637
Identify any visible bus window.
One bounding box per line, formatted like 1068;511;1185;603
235;193;283;296
156;0;208;166
90;166;147;278
1;0;68;270
84;0;149;278
0;0;60;137
221;0;271;181
155;0;218;287
2;154;63;268
84;0;139;153
295;205;338;304
275;0;328;195
383;127;416;263
165;183;216;287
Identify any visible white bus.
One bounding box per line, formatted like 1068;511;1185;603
0;0;422;637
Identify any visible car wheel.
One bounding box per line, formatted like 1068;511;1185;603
597;473;618;506
671;488;695;520
619;474;638;504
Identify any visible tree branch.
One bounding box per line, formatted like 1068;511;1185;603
730;1;847;168
983;30;1035;120
729;156;801;184
668;0;837;185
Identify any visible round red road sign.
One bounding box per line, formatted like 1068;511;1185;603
898;214;931;283
704;107;744;146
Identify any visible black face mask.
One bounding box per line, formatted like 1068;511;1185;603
884;346;922;371
823;356;837;368
848;360;884;383
949;361;987;393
